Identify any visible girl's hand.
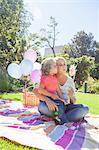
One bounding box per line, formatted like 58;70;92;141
45;98;58;111
51;94;60;100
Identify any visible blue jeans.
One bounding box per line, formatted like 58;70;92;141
38;99;89;124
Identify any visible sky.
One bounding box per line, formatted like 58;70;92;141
24;0;99;46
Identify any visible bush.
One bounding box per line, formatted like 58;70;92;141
87;77;99;94
0;68;13;93
0;68;36;93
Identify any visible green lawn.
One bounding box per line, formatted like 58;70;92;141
0;138;38;150
0;92;99;114
0;92;99;150
76;92;99;114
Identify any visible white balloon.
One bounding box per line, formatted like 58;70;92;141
7;63;22;79
20;59;34;76
33;62;41;70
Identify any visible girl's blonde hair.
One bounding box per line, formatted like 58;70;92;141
41;57;56;75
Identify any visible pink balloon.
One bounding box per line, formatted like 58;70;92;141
30;69;41;83
24;49;37;63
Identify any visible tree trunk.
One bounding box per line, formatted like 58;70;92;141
52;47;56;57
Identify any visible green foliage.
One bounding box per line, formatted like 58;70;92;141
63;45;72;56
90;63;99;79
0;0;32;69
68;31;96;58
44;53;69;60
86;77;99;94
95;42;99;63
0;68;13;93
27;33;43;49
26;32;43;63
69;55;95;85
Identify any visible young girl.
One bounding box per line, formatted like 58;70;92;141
38;58;68;124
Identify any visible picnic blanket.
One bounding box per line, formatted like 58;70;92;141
0;99;99;150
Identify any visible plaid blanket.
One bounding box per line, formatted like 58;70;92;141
0;99;99;150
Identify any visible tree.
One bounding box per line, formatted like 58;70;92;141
0;0;32;69
70;55;95;85
95;42;99;63
68;31;96;58
27;33;43;49
90;64;99;79
63;45;71;56
40;16;59;57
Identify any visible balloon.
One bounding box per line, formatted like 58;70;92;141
33;62;41;70
7;63;22;79
20;59;34;76
24;49;37;63
30;69;41;83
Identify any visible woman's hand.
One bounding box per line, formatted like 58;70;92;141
45;98;58;111
68;88;74;97
68;88;76;104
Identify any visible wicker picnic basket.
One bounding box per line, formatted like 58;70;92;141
23;90;39;107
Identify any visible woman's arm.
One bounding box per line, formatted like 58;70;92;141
56;85;64;99
56;85;68;104
33;88;58;111
67;77;76;104
68;88;76;104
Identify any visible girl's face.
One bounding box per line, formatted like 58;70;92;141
49;62;57;75
56;59;67;74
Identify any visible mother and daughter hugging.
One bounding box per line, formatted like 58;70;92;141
32;56;89;125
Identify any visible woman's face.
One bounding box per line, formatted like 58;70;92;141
56;59;67;74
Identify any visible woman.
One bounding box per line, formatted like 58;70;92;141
33;57;89;123
55;56;89;122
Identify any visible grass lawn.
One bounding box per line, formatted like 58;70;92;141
76;92;99;114
0;138;38;150
0;92;99;114
0;92;99;150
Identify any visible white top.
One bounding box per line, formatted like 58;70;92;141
59;76;76;102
